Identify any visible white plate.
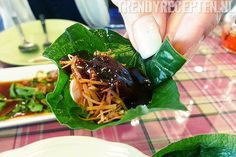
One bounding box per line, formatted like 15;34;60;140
0;64;57;128
0;136;149;157
0;19;76;65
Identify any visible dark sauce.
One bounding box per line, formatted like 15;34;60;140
64;54;152;109
121;68;152;108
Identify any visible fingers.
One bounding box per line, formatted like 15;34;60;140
166;0;219;55
112;0;167;59
132;14;165;59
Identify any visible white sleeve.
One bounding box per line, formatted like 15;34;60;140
0;0;35;29
74;0;110;28
224;4;236;23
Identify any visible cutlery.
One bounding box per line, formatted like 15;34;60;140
39;14;51;48
12;16;39;52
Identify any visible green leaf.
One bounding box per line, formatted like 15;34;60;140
149;79;187;111
9;84;17;98
153;134;236;157
145;38;186;87
43;23;186;130
0;102;6;111
12;103;28;113
27;99;43;112
35;91;45;100
10;84;37;98
0;116;8;121
0;94;6;111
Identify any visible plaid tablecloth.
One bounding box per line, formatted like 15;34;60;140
0;32;236;156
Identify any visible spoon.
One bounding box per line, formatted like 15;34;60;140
12;16;39;53
39;14;51;48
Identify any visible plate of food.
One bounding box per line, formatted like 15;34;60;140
0;64;57;128
0;19;76;65
0;136;148;157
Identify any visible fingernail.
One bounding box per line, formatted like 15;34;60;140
133;16;162;59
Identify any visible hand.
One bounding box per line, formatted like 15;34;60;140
112;0;166;59
112;0;225;58
165;0;220;55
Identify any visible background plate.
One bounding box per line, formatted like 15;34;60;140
0;19;76;65
0;136;148;157
0;64;57;128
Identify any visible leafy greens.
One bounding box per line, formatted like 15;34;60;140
43;23;187;130
152;134;236;157
0;71;56;120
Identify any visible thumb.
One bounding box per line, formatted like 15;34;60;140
112;0;167;59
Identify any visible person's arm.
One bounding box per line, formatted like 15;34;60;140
74;0;110;28
0;0;35;29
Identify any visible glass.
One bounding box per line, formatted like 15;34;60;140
221;7;236;54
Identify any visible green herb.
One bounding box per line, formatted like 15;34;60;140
27;99;43;112
12;103;28;113
0;72;56;120
10;84;36;98
152;134;236;157
43;23;187;130
0;95;6;111
35;91;45;100
0;116;8;121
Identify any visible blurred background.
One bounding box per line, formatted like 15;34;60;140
0;0;236;32
0;0;124;31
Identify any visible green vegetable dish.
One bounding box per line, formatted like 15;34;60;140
43;23;187;130
0;71;57;120
153;134;236;157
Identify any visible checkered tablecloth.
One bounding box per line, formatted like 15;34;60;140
0;33;236;156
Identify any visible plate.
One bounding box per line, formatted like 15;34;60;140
0;19;76;65
0;64;57;128
0;136;148;157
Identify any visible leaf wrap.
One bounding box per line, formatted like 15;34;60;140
43;23;186;130
145;38;186;87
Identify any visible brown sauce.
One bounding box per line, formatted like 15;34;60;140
64;54;152;109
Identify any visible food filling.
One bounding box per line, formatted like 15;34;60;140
60;52;152;124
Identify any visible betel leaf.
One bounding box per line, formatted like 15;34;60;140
145;38;186;87
152;134;236;157
43;23;187;130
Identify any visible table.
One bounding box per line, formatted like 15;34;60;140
0;30;236;156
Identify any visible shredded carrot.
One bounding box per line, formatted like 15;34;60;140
79;79;108;86
61;53;127;124
82;93;101;105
